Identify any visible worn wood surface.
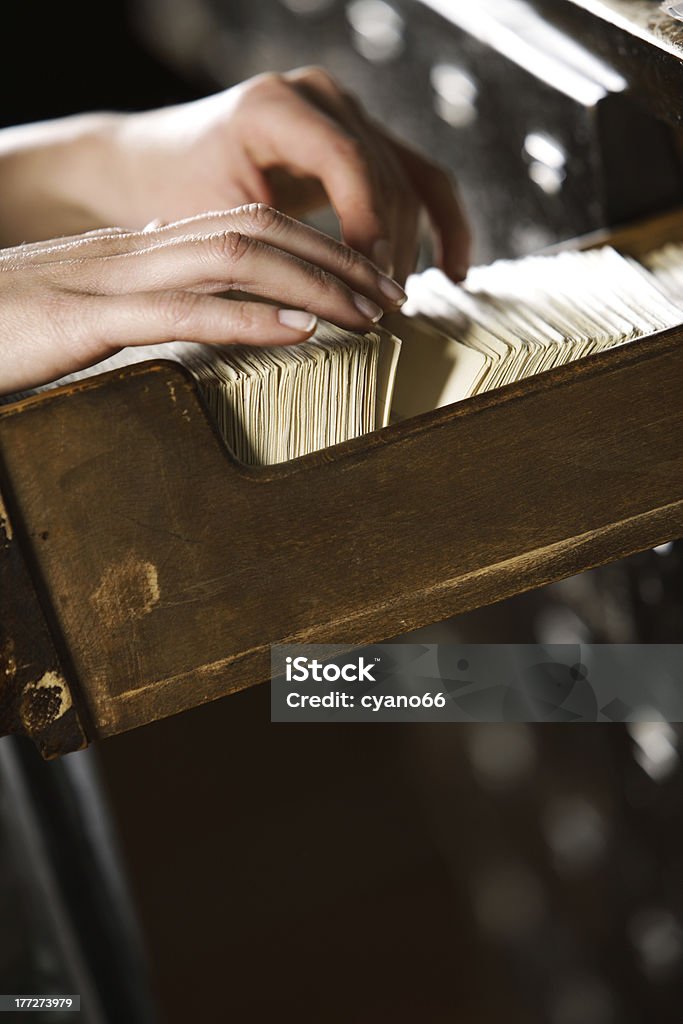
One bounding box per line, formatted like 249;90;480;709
0;490;86;756
1;210;682;751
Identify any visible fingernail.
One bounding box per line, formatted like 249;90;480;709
353;292;384;323
278;309;318;332
377;274;407;305
372;239;393;274
453;265;469;283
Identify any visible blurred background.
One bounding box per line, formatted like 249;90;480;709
1;0;683;1021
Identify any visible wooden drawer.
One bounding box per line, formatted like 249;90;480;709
2;208;682;757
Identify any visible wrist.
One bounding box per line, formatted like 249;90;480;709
0;112;127;245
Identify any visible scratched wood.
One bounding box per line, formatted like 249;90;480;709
0;493;86;756
1;210;682;752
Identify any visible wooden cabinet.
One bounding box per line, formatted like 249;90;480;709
2;207;682;757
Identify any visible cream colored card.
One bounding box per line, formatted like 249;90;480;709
374;325;402;429
384;311;489;417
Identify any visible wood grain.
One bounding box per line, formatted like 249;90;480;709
0;318;681;743
2;208;683;752
0;487;86;756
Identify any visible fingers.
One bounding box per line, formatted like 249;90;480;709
0;204;412;394
284;68;397;269
142;218;167;231
285;67;416;275
124;206;406;307
279;67;470;283
67;232;384;332
85;292;319;350
0;281;320;395
255;77;388;264
180;206;406;306
37;218;408;331
228;205;407;306
14;207;407;317
331;92;422;282
388;135;472;281
329;83;471;281
0;226;128;262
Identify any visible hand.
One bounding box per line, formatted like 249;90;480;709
0;68;471;284
112;67;472;283
0;205;407;395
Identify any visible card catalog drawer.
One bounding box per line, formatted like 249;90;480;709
2;206;682;756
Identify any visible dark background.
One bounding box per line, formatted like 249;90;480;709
0;2;204;128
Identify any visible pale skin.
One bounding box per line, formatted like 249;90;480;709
0;67;471;396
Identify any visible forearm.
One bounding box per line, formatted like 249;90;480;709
0;113;126;245
0;70;471;277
